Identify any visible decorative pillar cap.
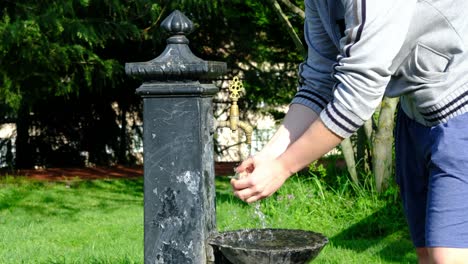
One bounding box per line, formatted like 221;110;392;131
125;10;227;81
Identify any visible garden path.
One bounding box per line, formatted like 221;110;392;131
0;162;239;180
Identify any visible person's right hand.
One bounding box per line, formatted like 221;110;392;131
230;157;291;203
234;153;274;176
235;156;256;175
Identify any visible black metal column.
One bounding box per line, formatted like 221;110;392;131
125;10;226;264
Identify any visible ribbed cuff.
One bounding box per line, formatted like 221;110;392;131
291;86;333;115
419;83;468;125
319;101;364;138
291;97;323;116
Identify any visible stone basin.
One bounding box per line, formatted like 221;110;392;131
208;228;328;264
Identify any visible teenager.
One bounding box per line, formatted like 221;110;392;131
231;1;468;263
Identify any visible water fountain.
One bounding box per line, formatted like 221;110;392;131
209;229;328;264
125;10;328;264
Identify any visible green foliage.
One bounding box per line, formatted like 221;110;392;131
180;0;305;108
0;0;307;168
0;0;164;167
308;160;328;178
0;0;149;111
304;161;407;240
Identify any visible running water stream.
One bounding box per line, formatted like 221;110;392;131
232;171;268;228
253;202;267;228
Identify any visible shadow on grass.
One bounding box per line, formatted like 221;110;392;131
330;207;417;263
73;178;144;197
0;177;144;220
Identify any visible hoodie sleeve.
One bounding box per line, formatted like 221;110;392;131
320;0;417;138
291;0;339;117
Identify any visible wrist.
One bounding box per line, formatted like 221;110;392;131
256;143;289;161
275;156;295;180
254;150;276;161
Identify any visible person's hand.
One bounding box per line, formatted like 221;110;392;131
233;153;274;178
231;158;291;203
235;156;256;175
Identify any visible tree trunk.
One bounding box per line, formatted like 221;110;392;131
341;138;358;185
355;118;373;173
15;103;33;169
118;101;128;165
278;0;305;19
372;97;399;192
268;0;306;57
363;116;374;142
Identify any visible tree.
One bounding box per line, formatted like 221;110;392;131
0;0;162;168
0;0;306;168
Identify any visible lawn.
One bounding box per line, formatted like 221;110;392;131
215;174;417;264
0;170;417;263
0;177;143;264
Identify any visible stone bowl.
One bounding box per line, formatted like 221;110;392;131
208;228;328;264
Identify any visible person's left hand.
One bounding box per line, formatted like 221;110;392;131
231;159;291;203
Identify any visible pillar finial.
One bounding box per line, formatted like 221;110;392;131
125;10;226;81
161;10;193;44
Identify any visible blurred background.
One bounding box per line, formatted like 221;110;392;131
0;0;305;170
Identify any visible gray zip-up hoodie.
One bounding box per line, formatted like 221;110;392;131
292;0;468;138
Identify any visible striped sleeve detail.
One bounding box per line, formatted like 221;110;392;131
421;90;468;123
419;88;468;124
344;0;366;57
291;86;334;115
320;100;364;138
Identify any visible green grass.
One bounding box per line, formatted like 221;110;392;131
0;176;143;264
215;170;417;264
0;171;417;263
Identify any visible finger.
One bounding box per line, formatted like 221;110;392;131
245;163;255;173
246;195;263;204
230;178;237;189
231;177;254;190
234;187;257;201
236;157;255;172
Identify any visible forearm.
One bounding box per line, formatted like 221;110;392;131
257;103;319;159
276;117;343;175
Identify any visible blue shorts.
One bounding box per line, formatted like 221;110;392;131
395;108;468;248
